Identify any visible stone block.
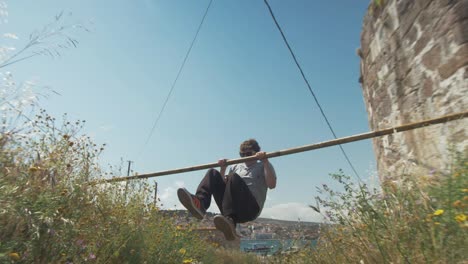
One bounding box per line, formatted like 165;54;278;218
417;9;433;32
405;26;419;46
438;44;468;79
360;29;373;58
422;77;434;97
422;44;442;70
365;63;379;88
379;94;393;117
435;7;457;37
402;68;423;91
400;91;420;112
414;31;432;57
397;0;432;36
454;0;468;21
454;19;468;44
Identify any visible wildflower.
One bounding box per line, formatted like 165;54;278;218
9;252;20;261
453;200;462;208
463;189;468;193
183;259;194;264
179;248;186;255
28;166;39;173
455;214;466;223
433;209;444;216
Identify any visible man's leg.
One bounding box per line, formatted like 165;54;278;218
222;173;260;224
195;168;226;213
214;173;260;240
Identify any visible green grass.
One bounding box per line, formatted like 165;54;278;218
1;108;466;263
265;153;467;264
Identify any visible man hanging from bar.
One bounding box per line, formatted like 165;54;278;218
177;139;277;240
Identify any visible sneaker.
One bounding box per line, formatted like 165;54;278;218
177;188;205;220
214;215;237;241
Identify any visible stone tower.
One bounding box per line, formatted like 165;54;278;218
359;0;468;181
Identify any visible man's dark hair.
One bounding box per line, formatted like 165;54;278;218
240;139;261;154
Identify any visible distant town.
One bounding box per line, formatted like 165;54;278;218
163;210;321;241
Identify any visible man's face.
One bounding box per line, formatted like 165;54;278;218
240;150;257;166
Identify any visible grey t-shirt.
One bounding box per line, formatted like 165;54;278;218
228;161;276;216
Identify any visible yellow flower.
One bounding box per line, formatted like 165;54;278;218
463;189;468;193
9;252;20;261
179;248;186;255
183;258;194;264
453;200;462;208
455;214;466;223
433;209;444;216
28;166;40;173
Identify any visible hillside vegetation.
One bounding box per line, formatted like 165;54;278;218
1;107;466;264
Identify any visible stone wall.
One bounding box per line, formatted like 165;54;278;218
359;0;468;181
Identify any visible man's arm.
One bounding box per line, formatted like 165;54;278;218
256;152;277;189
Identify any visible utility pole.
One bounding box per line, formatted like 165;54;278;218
126;160;133;177
153;182;158;206
124;160;133;200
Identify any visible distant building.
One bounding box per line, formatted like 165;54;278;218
255;233;275;240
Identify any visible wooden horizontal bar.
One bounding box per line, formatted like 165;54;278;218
98;110;468;183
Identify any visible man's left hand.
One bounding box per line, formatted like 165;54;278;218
255;151;268;161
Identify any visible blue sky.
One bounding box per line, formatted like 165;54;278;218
3;0;376;221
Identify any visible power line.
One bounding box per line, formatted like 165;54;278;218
262;0;362;181
137;0;214;159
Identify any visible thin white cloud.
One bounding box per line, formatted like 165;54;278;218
158;181;185;210
260;202;324;222
3;33;18;39
175;181;185;188
159;186;174;200
98;125;113;132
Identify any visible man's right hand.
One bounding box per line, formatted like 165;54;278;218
218;159;228;182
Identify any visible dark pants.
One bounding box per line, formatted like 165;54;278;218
196;169;260;224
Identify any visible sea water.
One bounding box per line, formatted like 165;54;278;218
240;239;316;256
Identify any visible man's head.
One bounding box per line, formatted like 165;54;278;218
239;139;260;157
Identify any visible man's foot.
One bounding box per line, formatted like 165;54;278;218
177;188;205;220
214;215;237;241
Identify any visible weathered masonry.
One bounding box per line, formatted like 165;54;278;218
359;0;468;181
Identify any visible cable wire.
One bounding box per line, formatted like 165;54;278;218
263;0;362;181
137;0;214;159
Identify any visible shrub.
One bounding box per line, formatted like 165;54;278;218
0;110;261;263
289;153;468;264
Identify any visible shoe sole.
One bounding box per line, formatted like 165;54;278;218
177;188;204;220
214;216;237;241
